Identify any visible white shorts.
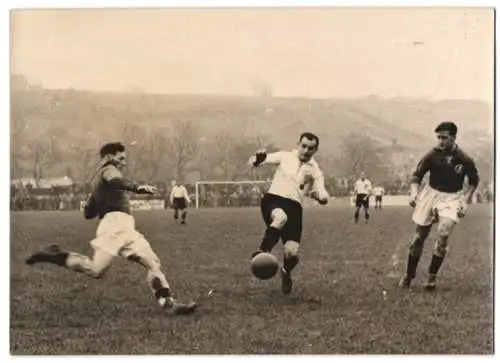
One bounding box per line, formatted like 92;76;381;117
412;186;463;226
90;212;153;258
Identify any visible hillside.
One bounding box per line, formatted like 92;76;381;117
11;88;493;180
12;88;492;150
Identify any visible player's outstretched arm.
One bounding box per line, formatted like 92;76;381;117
103;166;156;194
248;149;284;167
310;168;330;205
463;159;480;205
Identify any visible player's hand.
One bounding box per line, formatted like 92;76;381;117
409;196;417;208
250;149;267;167
457;200;467;218
310;191;329;205
137;185;157;195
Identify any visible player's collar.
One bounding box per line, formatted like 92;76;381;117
434;144;457;152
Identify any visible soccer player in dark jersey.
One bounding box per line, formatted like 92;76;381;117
399;122;479;290
25;142;197;315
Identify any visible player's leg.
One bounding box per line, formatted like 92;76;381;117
399;224;432;288
124;234;197;314
354;195;362;223
399;188;437;288
180;200;188;224
424;197;460;290
424;218;455;290
26;244;115;279
252;195;286;257
363;198;370;222
279;202;303;294
173;202;179;220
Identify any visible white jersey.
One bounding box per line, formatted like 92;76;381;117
170;185;189;202
249;149;329;204
373;186;385;196
354;179;372;195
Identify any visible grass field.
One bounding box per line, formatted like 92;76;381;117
10;205;494;354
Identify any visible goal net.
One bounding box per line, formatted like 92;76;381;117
194;180;270;209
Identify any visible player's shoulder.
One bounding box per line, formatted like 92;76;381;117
454;145;475;163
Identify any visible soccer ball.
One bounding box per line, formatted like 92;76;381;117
251;252;279;280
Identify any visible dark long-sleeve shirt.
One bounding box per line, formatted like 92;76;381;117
411;145;479;193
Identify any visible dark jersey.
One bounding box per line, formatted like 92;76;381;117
411;145;479;193
89;164;131;218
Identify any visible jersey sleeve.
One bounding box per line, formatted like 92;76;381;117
465;156;480;187
411;150;433;184
262;151;286;165
102;165;122;181
249;151;286;166
312;163;329;199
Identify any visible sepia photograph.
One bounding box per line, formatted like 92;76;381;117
9;6;494;355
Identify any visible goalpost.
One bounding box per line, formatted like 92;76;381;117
194;180;269;209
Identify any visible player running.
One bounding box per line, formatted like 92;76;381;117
372;185;385;210
25;142;197;314
353;172;372;223
248;132;330;294
170;180;190;225
399;121;479;290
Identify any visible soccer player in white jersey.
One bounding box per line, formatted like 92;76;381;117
170;180;190;225
353;172;372;223
372;185;385;210
400;122;479;290
248;132;330;294
25;142;197;315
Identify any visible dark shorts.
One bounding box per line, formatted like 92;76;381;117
173;197;187;210
375;195;383;202
355;194;369;208
260;193;303;243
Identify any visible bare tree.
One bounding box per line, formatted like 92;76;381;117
165;120;200;181
339;133;384;179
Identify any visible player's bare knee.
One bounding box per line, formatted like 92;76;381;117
270;208;288;229
437;220;454;238
434;239;449;257
283;241;300;258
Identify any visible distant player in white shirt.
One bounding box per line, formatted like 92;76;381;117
248;132;330;294
169;180;190;225
372;185;385;210
353;172;372;223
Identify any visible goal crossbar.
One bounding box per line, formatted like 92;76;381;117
194;180;269;209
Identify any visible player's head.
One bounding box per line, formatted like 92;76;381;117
434;121;457;150
297;132;319;162
171;180;177;187
99;142;127;169
360;172;365;180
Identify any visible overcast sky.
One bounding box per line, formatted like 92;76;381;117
10;7;494;102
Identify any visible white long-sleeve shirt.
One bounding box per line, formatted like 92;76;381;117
170;185;190;203
249;150;329;204
353;179;372;195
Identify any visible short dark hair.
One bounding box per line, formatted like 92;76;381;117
435;121;458;137
99;142;126;158
299;132;320;149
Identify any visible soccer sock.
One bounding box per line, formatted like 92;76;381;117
148;272;173;308
174;210;179;220
259;226;281;252
283;255;299;273
354;210;359;221
181;211;187;221
365;211;370;220
428;254;445;275
406;253;420;279
45;250;70;266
